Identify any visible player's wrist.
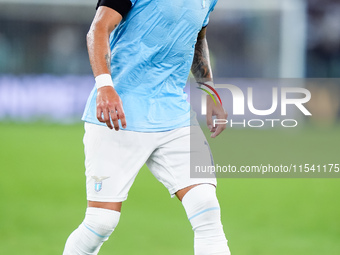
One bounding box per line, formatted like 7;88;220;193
203;81;214;87
95;73;114;89
198;81;215;95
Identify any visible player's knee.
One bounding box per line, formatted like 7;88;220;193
83;207;120;240
182;184;222;231
63;207;121;255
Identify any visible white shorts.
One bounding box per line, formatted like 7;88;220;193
84;122;216;202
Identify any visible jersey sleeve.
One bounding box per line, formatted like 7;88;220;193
96;0;137;17
202;0;218;27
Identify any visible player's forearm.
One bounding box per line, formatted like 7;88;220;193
87;26;111;77
191;35;213;83
86;7;122;78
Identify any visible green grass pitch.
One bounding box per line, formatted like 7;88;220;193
0;122;339;255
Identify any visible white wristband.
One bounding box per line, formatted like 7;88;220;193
95;74;114;89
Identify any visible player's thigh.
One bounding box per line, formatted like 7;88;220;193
84;122;154;202
88;201;123;212
146;126;216;198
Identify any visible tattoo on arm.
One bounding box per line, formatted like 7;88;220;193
104;24;117;71
105;53;110;70
191;36;213;83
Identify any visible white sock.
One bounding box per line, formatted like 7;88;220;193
182;184;231;255
63;207;120;255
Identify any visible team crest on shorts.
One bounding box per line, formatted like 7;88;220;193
92;176;110;192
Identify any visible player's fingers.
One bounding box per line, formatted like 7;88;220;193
103;109;113;129
96;107;105;123
210;126;217;133
211;111;228;138
105;119;113;129
110;109;119;131
211;124;225;138
206;109;213;132
116;104;127;129
102;108;110;121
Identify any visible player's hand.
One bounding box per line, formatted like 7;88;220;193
96;86;126;130
206;95;228;138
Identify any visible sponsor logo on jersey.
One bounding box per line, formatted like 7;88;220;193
92;176;110;192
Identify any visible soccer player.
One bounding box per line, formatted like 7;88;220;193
63;0;230;254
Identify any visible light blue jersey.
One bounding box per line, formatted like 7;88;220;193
82;0;218;131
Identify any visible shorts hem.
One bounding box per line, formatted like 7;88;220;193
87;195;128;203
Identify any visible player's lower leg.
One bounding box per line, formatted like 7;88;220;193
181;184;231;255
63;207;120;255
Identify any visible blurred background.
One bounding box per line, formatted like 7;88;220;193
0;0;339;255
0;0;339;122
